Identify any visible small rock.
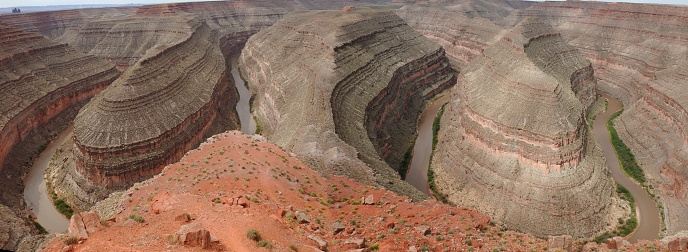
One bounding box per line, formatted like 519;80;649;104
278;209;286;217
606;237;630;250
415;225;430;235
237;197;249;208
363;195;374;205
384;222;395;229
342;237;366;248
307;234;328;250
175;213;191;222
296;211;310;224
345;227;355;234
176;223;211;248
408;246;418;252
547;235;573;252
332;222;345;234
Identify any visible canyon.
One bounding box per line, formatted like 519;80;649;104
0;0;688;251
239;8;455;202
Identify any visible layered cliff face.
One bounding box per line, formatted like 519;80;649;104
430;18;621;238
510;1;688;235
240;8;455;200
0;7;137;39
72;19;239;190
395;5;503;69
0;24;119;208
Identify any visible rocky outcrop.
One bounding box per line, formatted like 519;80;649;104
510;0;688;236
429;18;621;238
72;19;240;189
240;8;455;200
0;204;31;251
0;24;119;213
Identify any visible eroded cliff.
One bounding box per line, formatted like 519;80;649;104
510;1;688;236
240;8;455;201
71;19;239;190
429;18;623;239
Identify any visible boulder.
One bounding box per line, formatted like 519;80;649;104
296;211;310;224
176;223;211;248
669;237;688;252
307;234;328;250
547;235;573;252
332;222;346;234
68;214;88;240
606;236;630;250
363;195;375;205
80;211;102;234
415;225;431;236
343;237;366;248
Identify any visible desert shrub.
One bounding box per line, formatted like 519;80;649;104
246;229;261;241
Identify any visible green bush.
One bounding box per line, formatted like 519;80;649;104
607;110;645;184
257;240;272;248
290;244;298;251
64;236;78;245
246;229;261;241
129;214;144;223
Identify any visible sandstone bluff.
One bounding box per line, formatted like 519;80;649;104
429;17;623;239
240;8;455;201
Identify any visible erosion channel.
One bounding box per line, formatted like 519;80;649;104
23;125;72;233
593;93;660;242
405;95;449;195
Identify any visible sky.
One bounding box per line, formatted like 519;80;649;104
0;0;685;9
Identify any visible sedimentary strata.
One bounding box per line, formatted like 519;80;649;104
240;8;455;200
0;7;137;39
72;19;239;189
430;18;622;238
511;1;688;235
0;24;119;208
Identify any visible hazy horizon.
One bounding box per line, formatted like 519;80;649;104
0;0;685;9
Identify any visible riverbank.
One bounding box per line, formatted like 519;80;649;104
593;92;661;242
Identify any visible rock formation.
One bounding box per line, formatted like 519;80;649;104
240;8;455;200
0;7;137;39
0;204;31;251
509;1;688;236
429;18;622;238
71;19;239;190
395;5;503;69
0;24;119;213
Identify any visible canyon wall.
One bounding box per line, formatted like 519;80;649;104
240;8;455;201
510;1;688;236
0;7;136;39
72;19;239;190
429;18;622;239
0;24;119;207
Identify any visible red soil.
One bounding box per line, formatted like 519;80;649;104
41;131;667;251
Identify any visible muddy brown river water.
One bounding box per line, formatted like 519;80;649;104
23;125;71;233
405;95;449;195
232;58;256;135
593;93;660;242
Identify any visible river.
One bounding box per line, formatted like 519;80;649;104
593;92;660;242
232;57;256;135
23;125;72;233
405;95;449;195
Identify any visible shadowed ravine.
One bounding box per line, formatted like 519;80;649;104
593;93;660;243
23;125;72;233
405;95;449;195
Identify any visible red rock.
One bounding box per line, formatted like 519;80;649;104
547;235;573;252
80;211;102;234
175;213;191;222
68;213;88;240
345;227;355;234
278;209;286;217
384;222;395;229
176;223;211;248
669;237;688;252
237;197;249;208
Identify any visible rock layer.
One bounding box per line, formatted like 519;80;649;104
0;24;119;216
72;19;239;189
510;1;688;236
240;8;455;200
430;18;620;238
